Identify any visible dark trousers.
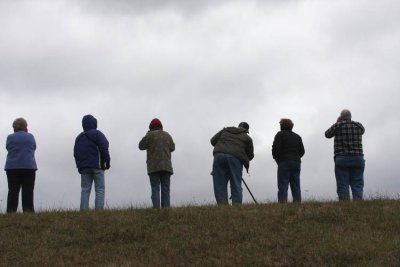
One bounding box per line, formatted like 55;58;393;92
6;169;36;213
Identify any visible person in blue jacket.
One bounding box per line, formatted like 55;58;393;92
4;118;37;213
74;114;110;211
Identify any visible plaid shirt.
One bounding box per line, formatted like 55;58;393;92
325;120;365;156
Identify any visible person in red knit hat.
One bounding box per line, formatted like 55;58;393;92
139;118;175;208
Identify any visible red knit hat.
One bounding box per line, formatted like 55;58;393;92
149;118;163;130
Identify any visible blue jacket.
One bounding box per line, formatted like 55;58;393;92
74;115;110;171
5;131;37;170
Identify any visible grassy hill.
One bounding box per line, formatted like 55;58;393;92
1;200;400;266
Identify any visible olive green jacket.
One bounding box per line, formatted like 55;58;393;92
139;130;175;174
210;127;254;171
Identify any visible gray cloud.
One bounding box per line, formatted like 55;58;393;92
1;0;399;211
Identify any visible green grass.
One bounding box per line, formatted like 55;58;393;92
1;200;400;266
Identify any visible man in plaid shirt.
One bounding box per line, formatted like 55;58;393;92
325;109;365;200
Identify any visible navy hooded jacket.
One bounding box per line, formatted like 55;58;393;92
74;115;110;171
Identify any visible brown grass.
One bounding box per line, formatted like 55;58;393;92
1;200;400;266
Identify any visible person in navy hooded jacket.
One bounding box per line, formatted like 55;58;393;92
74;115;110;211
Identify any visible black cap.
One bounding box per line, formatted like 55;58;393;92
238;122;249;133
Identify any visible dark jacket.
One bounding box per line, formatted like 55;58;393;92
210;127;254;171
272;130;305;163
5;131;37;170
139;129;175;174
74;115;110;171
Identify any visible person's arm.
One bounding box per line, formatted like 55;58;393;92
97;131;110;169
210;129;224;146
32;134;37;151
168;133;175;152
299;137;305;158
245;137;254;161
325;123;340;138
138;133;149;150
354;121;365;135
33;139;36;151
272;133;281;160
5;135;10;151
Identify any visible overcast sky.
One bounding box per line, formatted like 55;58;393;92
1;0;399;212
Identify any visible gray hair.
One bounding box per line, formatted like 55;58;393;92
12;118;28;132
340;109;352;120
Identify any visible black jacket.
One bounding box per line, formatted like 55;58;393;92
272;130;305;163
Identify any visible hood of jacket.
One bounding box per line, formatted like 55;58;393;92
82;115;97;132
224;127;248;135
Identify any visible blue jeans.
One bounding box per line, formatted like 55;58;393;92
80;168;105;211
149;171;171;208
277;160;301;203
334;155;365;200
212;153;243;205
